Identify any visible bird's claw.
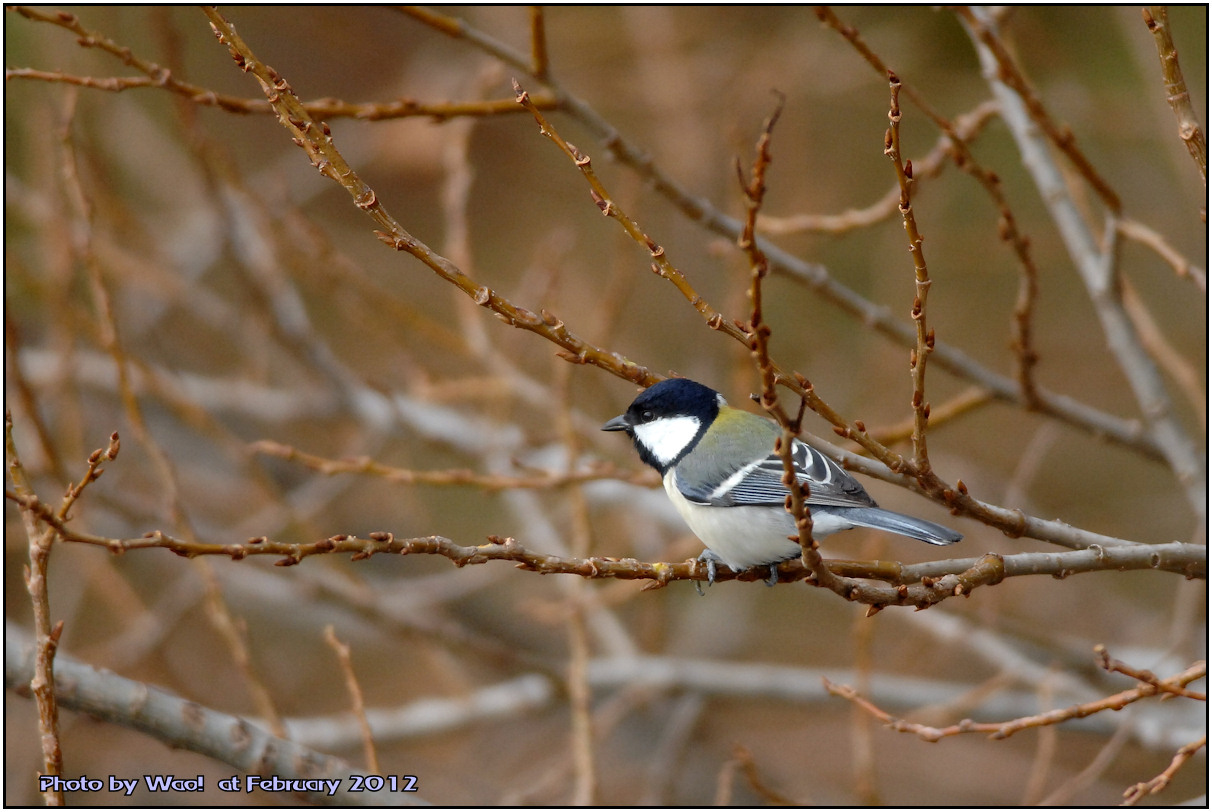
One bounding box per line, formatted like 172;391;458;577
695;550;723;596
764;563;780;587
695;551;781;591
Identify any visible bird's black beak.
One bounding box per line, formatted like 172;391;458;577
601;415;630;432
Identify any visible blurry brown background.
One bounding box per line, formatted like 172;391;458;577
5;6;1206;806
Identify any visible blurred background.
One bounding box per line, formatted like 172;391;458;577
5;5;1206;805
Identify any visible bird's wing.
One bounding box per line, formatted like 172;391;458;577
676;438;877;509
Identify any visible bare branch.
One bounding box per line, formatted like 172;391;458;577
1141;6;1208;190
960;6;1206;520
4;626;426;806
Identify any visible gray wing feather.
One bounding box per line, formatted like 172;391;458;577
677;438;876;509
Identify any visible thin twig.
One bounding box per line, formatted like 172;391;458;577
4;312;71;486
731;744;797;806
1116;217;1206;292
60;75;291;731
324;626;379;775
885;72;939;472
528;6;549;80
1141;6;1207;190
819;9;1049;409
512;78;749;350
201;564;285;736
202;7;656;389
819;659;1207;746
1122;735;1208;805
7;412;66;805
1119;277;1207;430
954;6;1122;213
824;653;1206;742
757;100;1001;236
736;96;844;592
250;439;656;491
555;363;598;805
6;7;556;120
866;386;994;446
1094;645;1206;700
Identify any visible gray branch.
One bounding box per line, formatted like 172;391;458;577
5;624;429;807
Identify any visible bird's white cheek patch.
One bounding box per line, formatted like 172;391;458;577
633;416;701;466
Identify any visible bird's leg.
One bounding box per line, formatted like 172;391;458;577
695;549;725;596
764;563;780;587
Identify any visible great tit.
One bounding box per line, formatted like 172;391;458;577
602;377;962;586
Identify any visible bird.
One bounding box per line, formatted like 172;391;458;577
602;377;961;587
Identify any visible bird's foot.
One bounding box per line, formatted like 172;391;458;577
695;551;782;591
695;550;724;596
763;563;780;587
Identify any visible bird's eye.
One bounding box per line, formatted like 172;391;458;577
639;409;655;423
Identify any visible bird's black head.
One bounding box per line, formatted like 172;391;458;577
601;378;723;472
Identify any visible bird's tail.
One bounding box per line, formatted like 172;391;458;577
839;507;962;545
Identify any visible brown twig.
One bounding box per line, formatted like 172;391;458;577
817;7;1048;408
1120;277;1207;431
849;603;880;803
324;626;380;775
554;363;598;805
73;104;291;743
512;78;748;350
825;653;1207;742
885;72;938;472
1021;676;1058;804
201;7;655;390
829;649;1207;809
6;8;557;121
1094;645;1206;701
1038;720;1133;805
250;439;657;491
730;744;797;806
8;409;117;806
1116;218;1207;292
6;412;66;805
735;96;845;594
201;563;285;737
528;6;549;80
57;79;200;538
4;311;71;486
60;79;290;727
954;6;1122;213
1122;735;1207;805
757;100;1001;236
1141;6;1208;191
865;386;994;447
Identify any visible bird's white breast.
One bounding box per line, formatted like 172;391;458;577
663;469;795;569
663;469;858;570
